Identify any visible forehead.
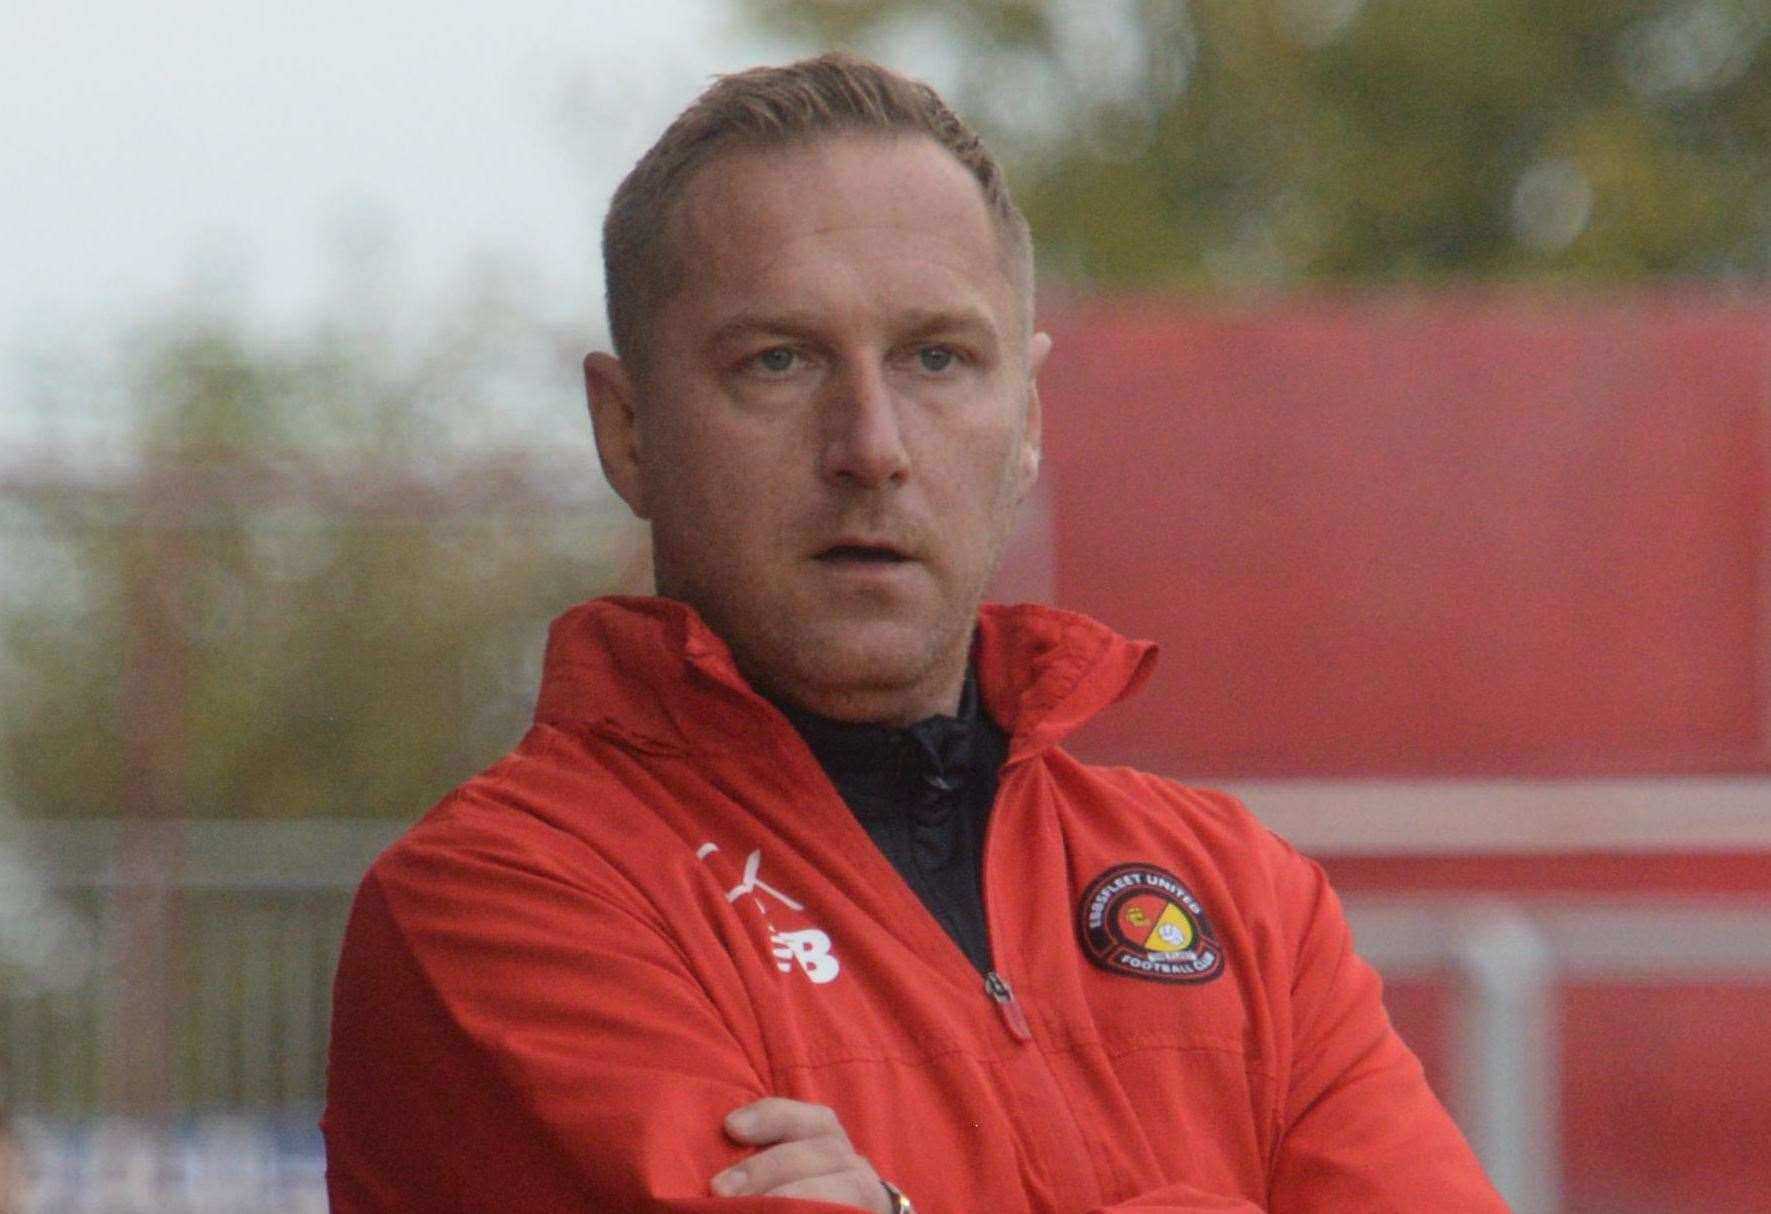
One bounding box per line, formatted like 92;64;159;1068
660;134;1016;336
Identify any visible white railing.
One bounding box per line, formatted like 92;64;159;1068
1347;896;1771;1214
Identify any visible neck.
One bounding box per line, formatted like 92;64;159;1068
751;663;967;727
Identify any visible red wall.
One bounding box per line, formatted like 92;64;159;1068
1038;291;1769;778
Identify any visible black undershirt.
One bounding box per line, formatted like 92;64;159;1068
777;670;1007;976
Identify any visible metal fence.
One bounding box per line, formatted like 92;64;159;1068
4;819;1771;1213
1;821;385;1117
1;820;386;1212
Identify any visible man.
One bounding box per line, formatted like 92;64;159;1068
324;54;1508;1212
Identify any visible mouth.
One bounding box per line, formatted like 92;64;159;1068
814;542;913;566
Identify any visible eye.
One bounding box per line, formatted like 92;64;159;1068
752;346;800;374
916;345;958;373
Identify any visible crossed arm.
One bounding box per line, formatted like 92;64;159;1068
712;1099;890;1212
323;830;917;1213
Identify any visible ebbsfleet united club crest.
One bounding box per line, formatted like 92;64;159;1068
1078;863;1225;984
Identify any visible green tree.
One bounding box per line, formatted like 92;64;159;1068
744;0;1771;290
0;280;631;822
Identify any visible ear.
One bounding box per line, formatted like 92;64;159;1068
1015;330;1052;498
583;351;649;519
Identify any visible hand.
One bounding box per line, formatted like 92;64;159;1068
711;1097;892;1213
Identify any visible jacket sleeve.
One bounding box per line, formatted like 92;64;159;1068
1087;1187;1268;1212
322;818;866;1214
1259;845;1510;1212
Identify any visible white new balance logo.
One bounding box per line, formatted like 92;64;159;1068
697;841;841;986
770;929;840;984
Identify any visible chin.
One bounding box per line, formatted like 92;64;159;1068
772;619;960;721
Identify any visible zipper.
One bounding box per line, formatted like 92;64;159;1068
779;705;1037;1045
981;769;1105;1208
980;755;1035;1044
984;969;1033;1042
782;714;1095;1201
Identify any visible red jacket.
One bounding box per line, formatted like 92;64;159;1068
324;597;1507;1213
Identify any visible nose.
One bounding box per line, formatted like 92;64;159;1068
818;360;910;489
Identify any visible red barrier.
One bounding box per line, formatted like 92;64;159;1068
1037;292;1770;778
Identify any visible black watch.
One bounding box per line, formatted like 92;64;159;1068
880;1178;915;1213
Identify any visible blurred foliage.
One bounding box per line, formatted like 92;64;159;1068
0;285;631;821
744;0;1771;291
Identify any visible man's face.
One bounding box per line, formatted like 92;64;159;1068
586;133;1049;723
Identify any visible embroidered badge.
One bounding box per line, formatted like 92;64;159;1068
1078;862;1225;984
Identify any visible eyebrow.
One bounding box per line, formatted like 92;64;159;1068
703;313;822;350
896;307;1000;347
703;306;1001;351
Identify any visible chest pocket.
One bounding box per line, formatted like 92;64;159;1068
1064;860;1269;1063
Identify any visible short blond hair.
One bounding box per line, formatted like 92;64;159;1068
602;52;1032;367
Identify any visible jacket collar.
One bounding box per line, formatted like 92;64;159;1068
533;595;1156;764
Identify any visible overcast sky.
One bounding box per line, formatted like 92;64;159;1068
3;0;809;433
